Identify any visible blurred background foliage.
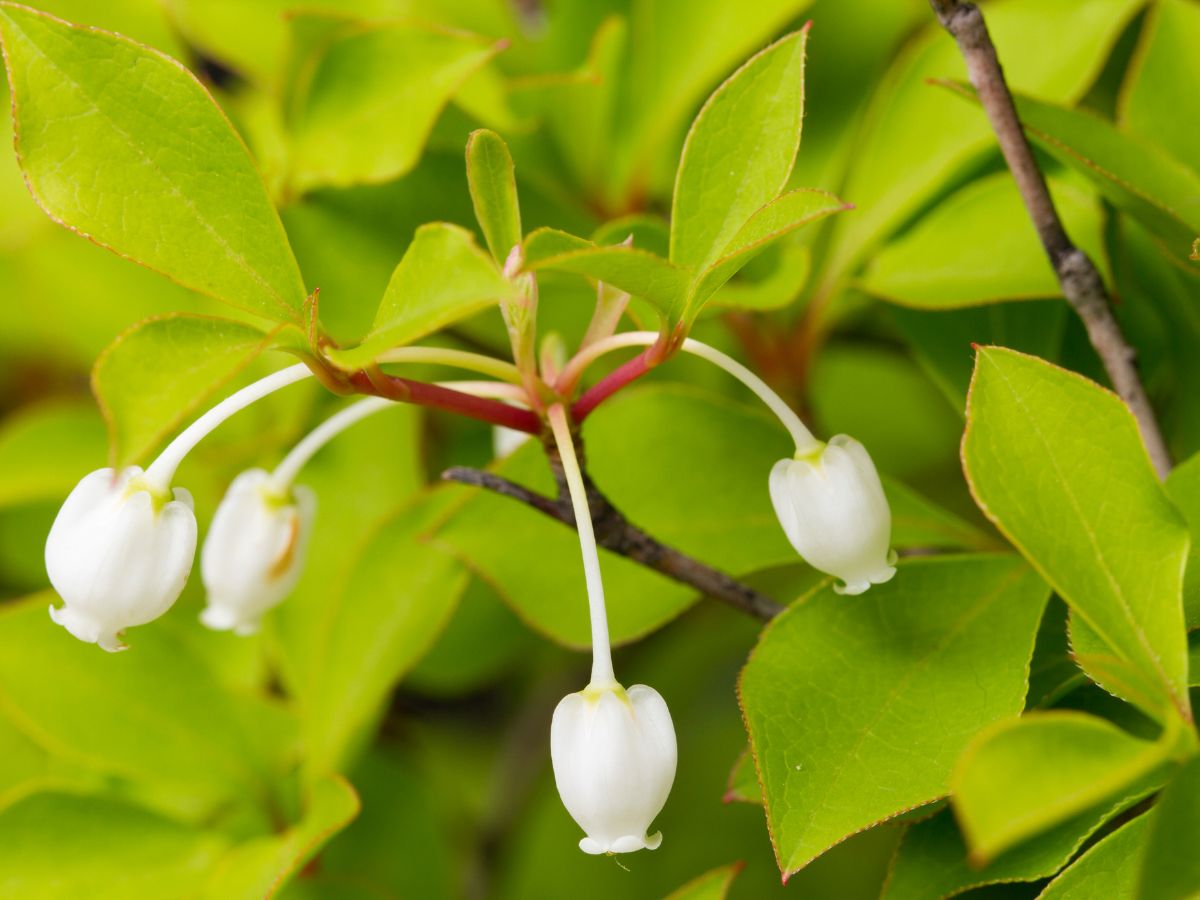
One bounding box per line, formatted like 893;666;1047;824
0;0;1196;897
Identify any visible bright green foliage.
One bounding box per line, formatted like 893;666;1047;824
662;863;743;900
525;26;846;325
286;21;501;195
466;129;523;265
1120;0;1200;181
92;315;279;467
0;403;105;507
1038;815;1150;900
303;492;467;776
0;3;309;324
1137;757;1200;900
963;347;1191;721
861;173;1105;308
724;748;760;805
523;227;692;318
690;189;849;311
820;0;1143;291
4;1;1200;896
945;84;1200;267
1165;452;1200;629
0;596;294;814
881;790;1155;900
670;30;806;271
951;711;1172;862
327;224;515;370
203;775;359;899
740;555;1049;877
0;791;228;900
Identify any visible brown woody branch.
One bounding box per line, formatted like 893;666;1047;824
442;434;784;622
929;0;1172;478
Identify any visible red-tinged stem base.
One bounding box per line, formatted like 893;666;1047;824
349;371;541;433
572;349;654;421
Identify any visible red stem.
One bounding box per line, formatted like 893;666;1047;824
348;371;541;433
572;350;658;421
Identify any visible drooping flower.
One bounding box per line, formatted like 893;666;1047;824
551;681;677;854
46;467;197;652
769;435;896;594
544;402;677;854
200;469;315;635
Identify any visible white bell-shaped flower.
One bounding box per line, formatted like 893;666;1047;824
769;434;896;595
46;467;197;652
551;681;677;855
200;469;315;635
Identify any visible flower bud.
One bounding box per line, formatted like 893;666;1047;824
550;681;677;854
200;469;315;635
46;467;197;652
769;434;896;595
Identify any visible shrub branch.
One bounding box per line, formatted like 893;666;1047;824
929;0;1172;478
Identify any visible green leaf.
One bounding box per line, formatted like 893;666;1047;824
670;29;807;272
304;492;468;777
1136;757;1200;900
466;129;522;265
92;314;280;467
820;0;1143;290
700;243;811;315
861;173;1107;308
274;401;423;720
942;82;1200;266
740;555;1049;878
606;0;813;206
723;747;761;805
314;749;455;900
890;301;1068;411
523;227;691;319
0;3;308;322
663;863;743;900
882;790;1155;900
951;711;1172;862
1039;814;1151;900
0;595;291;815
689;188;849;317
286;21;501;194
1119;0;1200;174
0;792;228;900
204;775;359;900
0;402;106;508
1165;452;1200;630
327;223;516;370
963;347;1191;720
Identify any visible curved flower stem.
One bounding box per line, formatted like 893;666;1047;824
565;332;820;454
267;381;526;493
376;346;525;385
267;396;392;493
547;403;616;688
144;363;312;492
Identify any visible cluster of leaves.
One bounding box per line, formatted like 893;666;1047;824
0;0;1198;898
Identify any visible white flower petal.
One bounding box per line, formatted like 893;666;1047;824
551;682;677;854
769;435;895;592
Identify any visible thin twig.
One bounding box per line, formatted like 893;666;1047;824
442;452;784;623
929;0;1172;478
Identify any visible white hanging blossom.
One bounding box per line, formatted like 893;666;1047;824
46;466;197;652
546;404;677;855
200;469;315;634
559;331;897;593
44;364;312;650
769;436;896;595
